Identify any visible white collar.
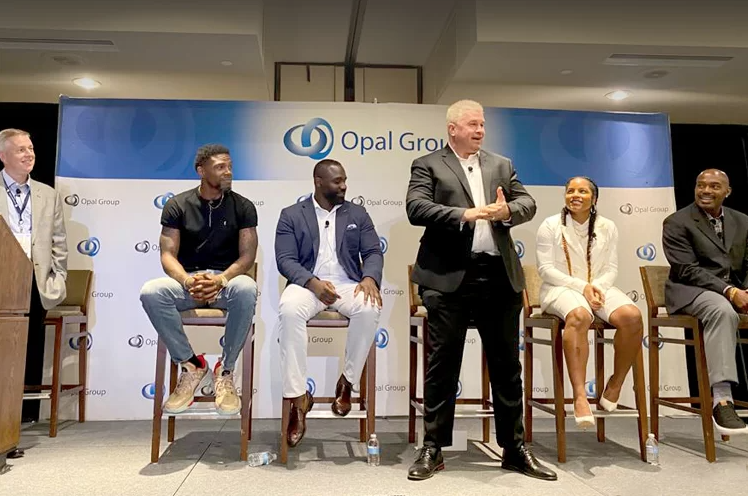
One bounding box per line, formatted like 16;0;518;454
312;196;341;214
2;169;31;190
448;143;480;162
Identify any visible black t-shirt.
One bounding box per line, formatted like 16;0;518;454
160;188;257;272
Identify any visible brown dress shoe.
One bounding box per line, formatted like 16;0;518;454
331;374;352;417
287;391;314;447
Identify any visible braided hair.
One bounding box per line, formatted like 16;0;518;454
560;176;599;282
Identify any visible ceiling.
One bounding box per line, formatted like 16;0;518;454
1;0;748;123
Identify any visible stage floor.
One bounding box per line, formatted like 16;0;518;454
3;416;748;495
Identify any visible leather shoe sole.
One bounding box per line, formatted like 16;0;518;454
501;461;557;481
407;461;444;481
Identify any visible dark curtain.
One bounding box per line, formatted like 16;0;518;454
670;123;748;405
0;102;60;187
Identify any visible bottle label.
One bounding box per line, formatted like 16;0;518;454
367;446;380;455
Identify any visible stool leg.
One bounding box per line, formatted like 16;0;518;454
248;324;255;441
78;322;88;423
524;326;534;443
240;324;253;461
694;326;717;462
167;360;177;442
551;324;566;463
151;339;167;463
649;325;660;442
632;348;648;462
280;398;291;464
595;328;605;443
49;321;64;438
408;323;418;444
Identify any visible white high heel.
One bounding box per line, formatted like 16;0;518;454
575;414;596;429
599;395;618;412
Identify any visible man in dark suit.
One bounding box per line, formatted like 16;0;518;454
275;159;383;448
662;168;748;434
406;100;556;481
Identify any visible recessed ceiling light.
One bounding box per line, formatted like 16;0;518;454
560;69;573;75
605;90;631;101
643;69;669;79
72;77;101;89
221;60;233;66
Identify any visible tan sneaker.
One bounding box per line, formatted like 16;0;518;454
163;355;212;414
214;363;241;415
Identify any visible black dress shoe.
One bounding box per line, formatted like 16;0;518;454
502;445;557;481
7;448;24;459
407;446;444;481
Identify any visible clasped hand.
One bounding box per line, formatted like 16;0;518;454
186;273;223;303
583;284;605;311
462;187;510;222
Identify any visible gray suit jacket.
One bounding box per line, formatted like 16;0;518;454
0;177;67;309
406;146;536;293
662;203;748;314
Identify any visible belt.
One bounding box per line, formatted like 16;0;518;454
470;252;501;260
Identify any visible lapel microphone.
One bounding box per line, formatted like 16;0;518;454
15;188;21;197
467;166;473;172
325;220;329;228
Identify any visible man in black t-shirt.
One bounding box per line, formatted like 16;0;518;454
140;144;258;416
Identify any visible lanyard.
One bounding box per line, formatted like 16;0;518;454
2;175;30;222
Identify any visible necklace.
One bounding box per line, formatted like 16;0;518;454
198;185;224;227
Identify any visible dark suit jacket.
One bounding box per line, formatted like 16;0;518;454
406;146;536;293
662;203;748;313
275;197;383;288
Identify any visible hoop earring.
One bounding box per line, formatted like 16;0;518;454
591;205;597;214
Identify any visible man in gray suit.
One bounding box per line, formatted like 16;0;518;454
405;100;556;481
0;128;68;458
663;168;748;434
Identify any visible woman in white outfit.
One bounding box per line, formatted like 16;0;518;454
535;176;643;428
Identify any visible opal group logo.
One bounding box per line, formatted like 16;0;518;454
585;380;596;398
141;382;165;400
636;243;657;261
77;237;101;257
219;335;226;348
626;290;642;303
379;237;388;254
284;117;334;160
128;334;158;348
64;194;80;206
306;378;316;396
153;192;175;209
68;332;93;351
514;240;525;258
297;193;311;203
349;195;403;208
643;332;665;350
456;379;463;398
620;203;634;215
375;328;389;349
619;203;670;215
135;241;159;253
351;196;365;206
64;195;120;207
519;329;525;351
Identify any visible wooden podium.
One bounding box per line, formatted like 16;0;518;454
0;216;32;463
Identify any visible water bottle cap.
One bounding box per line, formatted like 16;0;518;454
370;433;376;438
648;433;655;438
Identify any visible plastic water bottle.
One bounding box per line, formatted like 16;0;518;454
367;433;380;466
645;433;659;466
247;451;277;467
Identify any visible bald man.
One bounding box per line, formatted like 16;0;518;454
662;169;748;434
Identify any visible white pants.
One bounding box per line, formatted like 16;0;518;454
278;282;381;398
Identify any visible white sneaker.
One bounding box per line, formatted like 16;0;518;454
214;363;241;415
163;355;213;414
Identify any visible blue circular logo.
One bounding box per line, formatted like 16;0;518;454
69;333;93;350
518;329;525;351
153;192;174;209
456;380;463;398
134;241;152;253
128;335;144;348
77;237;101;257
620;203;634;215
297;193;311;203
636;243;657;261
64;194;80;206
585;380;596;398
306;378;316;396
375;328;389;349
284;117;334;160
141;383;158;400
379;237;388;254
642;332;665;350
514;240;525;258
219;335;226;347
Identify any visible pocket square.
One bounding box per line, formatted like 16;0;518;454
346;223;358;231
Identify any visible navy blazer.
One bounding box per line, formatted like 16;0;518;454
275;197;384;288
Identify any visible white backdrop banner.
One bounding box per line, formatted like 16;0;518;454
49;98;677;420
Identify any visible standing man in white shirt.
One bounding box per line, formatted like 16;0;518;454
274;159;383;449
405;101;556;481
0;128;68;459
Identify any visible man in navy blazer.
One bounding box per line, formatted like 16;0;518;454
275;158;383;448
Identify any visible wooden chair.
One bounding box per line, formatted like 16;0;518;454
639;265;748;462
406;265;492;445
150;264;258;463
279;310;376;464
24;269;93;437
523;265;648;463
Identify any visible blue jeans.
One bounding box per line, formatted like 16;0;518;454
139;273;257;371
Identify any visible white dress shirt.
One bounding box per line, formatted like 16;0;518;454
449;145;499;255
2;169;32;258
311;197;355;285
